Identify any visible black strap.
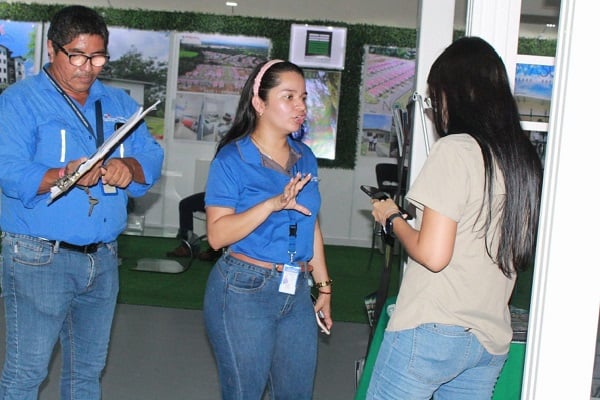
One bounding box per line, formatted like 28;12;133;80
43;66;104;148
287;162;301;263
95;100;104;148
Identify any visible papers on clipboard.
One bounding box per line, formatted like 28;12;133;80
48;100;161;203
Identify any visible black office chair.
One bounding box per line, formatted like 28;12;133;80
375;163;399;198
367;163;401;268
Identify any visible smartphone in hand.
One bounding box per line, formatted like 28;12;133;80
360;185;390;200
311;294;331;335
360;184;413;221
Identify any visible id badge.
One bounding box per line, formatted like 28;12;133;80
102;184;117;195
278;263;300;295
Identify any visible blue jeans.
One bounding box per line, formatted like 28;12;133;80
203;253;317;400
366;324;508;400
0;232;119;400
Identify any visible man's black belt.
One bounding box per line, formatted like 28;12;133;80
49;240;103;254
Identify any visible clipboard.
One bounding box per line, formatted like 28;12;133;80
48;100;161;203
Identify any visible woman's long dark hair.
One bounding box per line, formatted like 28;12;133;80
427;37;543;277
216;60;304;154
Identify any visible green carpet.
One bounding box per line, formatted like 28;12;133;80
116;235;533;323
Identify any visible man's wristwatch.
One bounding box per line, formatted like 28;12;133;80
385;212;405;236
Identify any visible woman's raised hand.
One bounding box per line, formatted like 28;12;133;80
271;172;312;215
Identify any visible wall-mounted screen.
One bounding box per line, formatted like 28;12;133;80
289;24;346;70
305;30;332;57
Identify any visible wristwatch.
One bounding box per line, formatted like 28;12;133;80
385;212;405;236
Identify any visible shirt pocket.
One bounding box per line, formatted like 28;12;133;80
35;119;92;165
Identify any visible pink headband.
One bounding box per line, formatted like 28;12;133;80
253;59;284;97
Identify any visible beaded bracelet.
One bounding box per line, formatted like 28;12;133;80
318;290;332;295
314;279;333;288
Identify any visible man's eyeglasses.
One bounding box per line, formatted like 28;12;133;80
56;44;109;67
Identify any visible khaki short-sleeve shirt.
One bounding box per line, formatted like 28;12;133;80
387;134;515;355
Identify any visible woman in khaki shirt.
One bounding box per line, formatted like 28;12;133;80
367;37;542;400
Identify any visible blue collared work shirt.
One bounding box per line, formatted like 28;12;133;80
0;67;164;244
205;135;321;263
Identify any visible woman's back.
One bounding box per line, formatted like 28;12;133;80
390;134;514;354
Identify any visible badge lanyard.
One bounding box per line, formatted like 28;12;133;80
43;66;109;205
43;66;104;148
278;163;302;295
278;216;300;295
287;161;301;265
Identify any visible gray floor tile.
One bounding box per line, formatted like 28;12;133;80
0;303;370;399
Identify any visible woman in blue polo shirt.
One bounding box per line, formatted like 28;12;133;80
202;60;333;400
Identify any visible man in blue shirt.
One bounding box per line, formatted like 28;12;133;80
0;6;164;399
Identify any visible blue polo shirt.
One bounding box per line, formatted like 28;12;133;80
0;67;164;244
205;135;321;263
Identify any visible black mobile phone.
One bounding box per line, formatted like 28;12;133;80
361;184;413;221
360;185;389;200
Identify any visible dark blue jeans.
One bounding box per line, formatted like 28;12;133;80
0;232;119;400
203;253;317;400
